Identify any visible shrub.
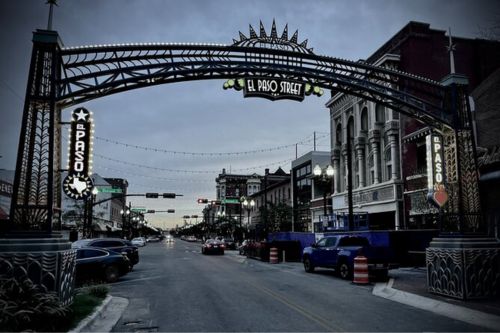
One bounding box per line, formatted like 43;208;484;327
0;276;71;332
84;284;109;299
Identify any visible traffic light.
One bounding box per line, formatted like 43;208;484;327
167;209;175;213
163;193;176;198
146;209;155;214
211;200;221;205
191;215;198;219
145;193;159;198
197;198;208;204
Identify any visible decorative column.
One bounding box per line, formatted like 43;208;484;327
369;129;381;184
385;120;400;180
426;73;499;300
0;29;76;306
355;136;366;188
332;147;341;194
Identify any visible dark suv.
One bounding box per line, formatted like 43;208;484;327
73;238;139;268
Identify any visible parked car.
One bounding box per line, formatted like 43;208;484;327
147;235;161;242
186;235;197;242
222;238;236;250
302;235;392;280
131;237;146;247
201;239;225;255
75;247;130;284
72;238;139;268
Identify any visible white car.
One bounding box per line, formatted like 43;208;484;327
165;235;175;243
131;237;146;247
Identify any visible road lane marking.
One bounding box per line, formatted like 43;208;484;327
110;275;164;286
244;279;345;332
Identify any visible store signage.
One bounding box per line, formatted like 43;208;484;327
63;107;95;200
426;134;448;208
243;77;305;101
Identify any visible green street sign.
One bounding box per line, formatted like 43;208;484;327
98;187;123;193
222;199;240;204
131;207;146;213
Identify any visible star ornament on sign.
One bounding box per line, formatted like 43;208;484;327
73;108;90;122
63;174;93;199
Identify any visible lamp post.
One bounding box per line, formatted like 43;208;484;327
84;186;99;238
242;198;255;239
313;164;334;230
120;207;130;239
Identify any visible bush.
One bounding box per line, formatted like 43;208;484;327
0;276;71;332
82;284;109;299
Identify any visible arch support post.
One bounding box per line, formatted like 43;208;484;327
426;74;500;300
1;30;75;306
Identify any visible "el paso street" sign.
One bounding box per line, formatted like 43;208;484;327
243;77;305;101
426;133;448;208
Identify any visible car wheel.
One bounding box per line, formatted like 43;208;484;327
303;257;315;273
337;262;352;280
105;265;120;283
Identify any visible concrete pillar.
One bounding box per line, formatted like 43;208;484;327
332;148;341;194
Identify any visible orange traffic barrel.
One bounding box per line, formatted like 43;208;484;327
269;247;279;264
353;255;369;284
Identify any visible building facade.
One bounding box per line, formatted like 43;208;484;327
326;21;500;231
291;151;331;232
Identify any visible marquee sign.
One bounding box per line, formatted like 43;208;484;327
426;133;448;208
63;107;95;200
223;77;324;102
243;77;305;101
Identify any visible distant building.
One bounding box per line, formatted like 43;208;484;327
248;168;291;234
291;151;331;232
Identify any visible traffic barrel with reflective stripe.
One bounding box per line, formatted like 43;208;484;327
353;255;369;284
269;247;279;264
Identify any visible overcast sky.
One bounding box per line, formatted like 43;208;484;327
0;0;498;228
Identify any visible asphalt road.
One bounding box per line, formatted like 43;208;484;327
109;240;487;332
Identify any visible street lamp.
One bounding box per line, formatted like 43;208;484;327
242;198;255;230
120;207;130;239
313;164;334;229
84;186;99;238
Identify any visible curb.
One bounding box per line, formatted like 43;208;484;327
69;295;129;333
373;278;500;331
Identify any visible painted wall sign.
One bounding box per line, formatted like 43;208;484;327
426;133;448;208
243;77;305;101
63;107;95;200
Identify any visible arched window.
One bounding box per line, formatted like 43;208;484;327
361;107;368;131
376;104;385;123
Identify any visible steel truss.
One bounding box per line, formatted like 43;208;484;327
9;29;481;236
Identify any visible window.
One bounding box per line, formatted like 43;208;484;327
325;237;337;247
316;238;327;247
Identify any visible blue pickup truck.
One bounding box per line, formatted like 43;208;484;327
302;235;392;279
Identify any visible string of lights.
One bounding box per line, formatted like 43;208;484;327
94;154;293;174
94;133;328;156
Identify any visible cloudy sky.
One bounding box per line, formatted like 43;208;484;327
0;0;498;228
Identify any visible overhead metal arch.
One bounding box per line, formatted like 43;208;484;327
57;43;450;127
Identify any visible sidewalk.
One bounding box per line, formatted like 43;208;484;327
373;267;500;331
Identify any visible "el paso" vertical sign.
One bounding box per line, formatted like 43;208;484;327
426;133;448;208
63;107;95;200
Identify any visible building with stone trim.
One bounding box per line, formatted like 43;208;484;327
326;21;500;231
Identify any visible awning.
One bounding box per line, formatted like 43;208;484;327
402;127;432;144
